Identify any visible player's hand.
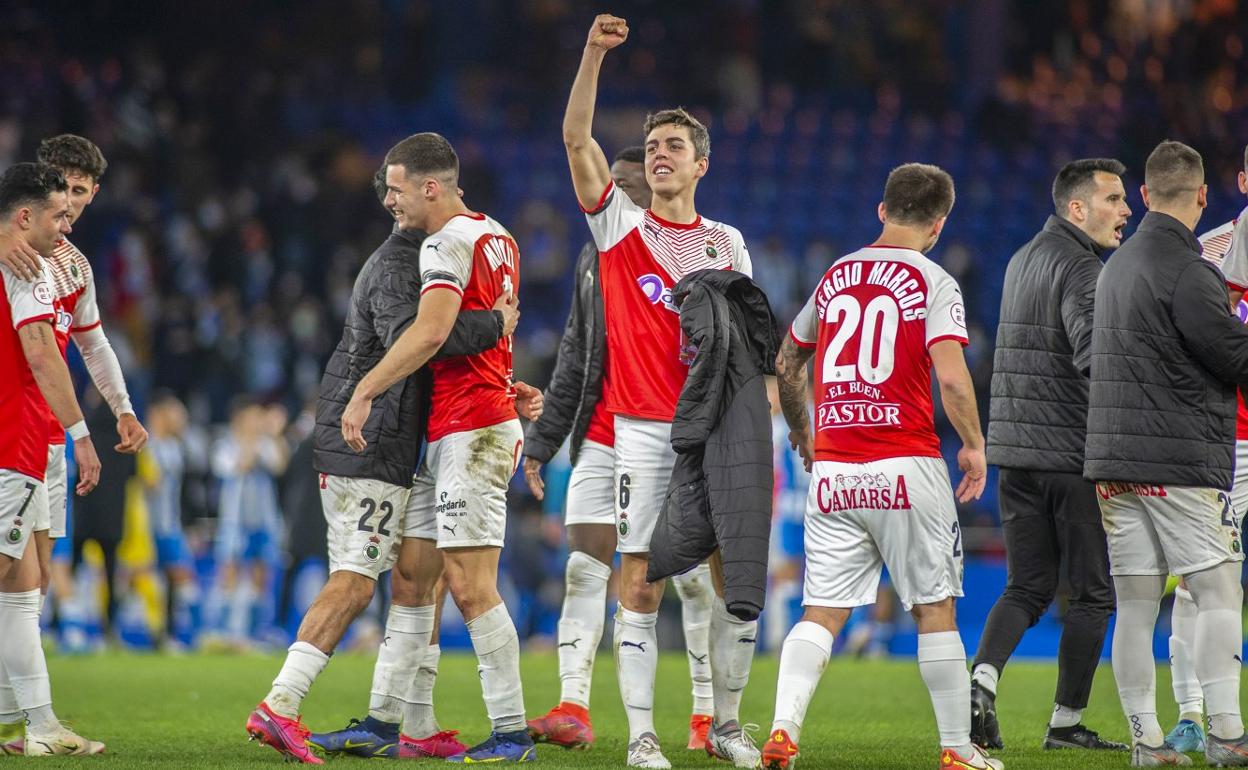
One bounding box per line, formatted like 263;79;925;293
0;232;42;281
73;436;101;495
955;445;987;503
494;292;519;336
514;381;544;421
342;395;372;453
523;457;545;500
115;413;149;454
587;14;628;51
789;427;814;473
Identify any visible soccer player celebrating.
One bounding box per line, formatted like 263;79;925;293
337;132;534;764
766;164;1002;770
0;135;147;640
0;162;103;756
245;143;519;763
563;15;758;769
522;145;720;752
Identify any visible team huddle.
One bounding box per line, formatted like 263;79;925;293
1;10;1247;770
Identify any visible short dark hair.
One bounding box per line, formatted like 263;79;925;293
643;108;710;159
1144;140;1204;204
383;132;458;183
37;134;107;181
1052;158;1127;215
373;165;388;204
614;146;645;165
0;163;68;217
881;163;955;226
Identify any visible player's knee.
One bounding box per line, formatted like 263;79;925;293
910;598;957;633
1184;560;1244;611
565;551;611;596
618;577;663;612
328;570;376;614
1002;578;1057;616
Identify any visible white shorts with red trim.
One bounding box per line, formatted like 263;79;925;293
803;455;963;611
405;419;523;548
1096;481;1244;577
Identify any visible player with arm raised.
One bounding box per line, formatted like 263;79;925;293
764;164;1001;770
564;15;758;770
0;163;103;756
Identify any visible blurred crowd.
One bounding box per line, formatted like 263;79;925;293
5;0;1248;648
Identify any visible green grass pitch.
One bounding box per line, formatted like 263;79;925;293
34;650;1215;768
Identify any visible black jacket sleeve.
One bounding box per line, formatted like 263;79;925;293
438;310;503;359
1173;260;1248;384
524;243;596;463
1060;255;1101;377
670;284;731;453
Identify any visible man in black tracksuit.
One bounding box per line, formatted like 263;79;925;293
972;159;1132;752
1084;141;1248;766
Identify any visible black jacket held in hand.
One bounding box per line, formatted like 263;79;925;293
523;242;607;465
314;227;503;488
1084;211;1248;490
647;269;779;621
988;216;1104;473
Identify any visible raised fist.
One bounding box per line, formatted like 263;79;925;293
587;14;628;51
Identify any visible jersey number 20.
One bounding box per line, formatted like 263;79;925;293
822;295;899;384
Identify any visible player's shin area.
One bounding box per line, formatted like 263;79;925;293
294;570;376;652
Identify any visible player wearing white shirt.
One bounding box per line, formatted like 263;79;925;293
564;14;759;769
766;164;1001;770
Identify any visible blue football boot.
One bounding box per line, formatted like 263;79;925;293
447;730;536;763
1165;719;1206;753
308;715;400;758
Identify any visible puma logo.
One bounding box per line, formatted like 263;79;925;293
688;652;707;664
620;640;647;652
559;639;581;649
739;637;756;644
442;523;458;537
382;636;391;647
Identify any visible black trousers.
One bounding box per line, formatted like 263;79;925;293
972;468;1114;709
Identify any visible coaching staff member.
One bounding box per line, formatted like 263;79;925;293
973;159;1132;752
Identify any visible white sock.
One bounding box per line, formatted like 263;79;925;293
917;631;972;753
265;641;330;718
709;595;757;727
405;644;441;738
970;663;999;696
0;591;55;732
614;606;659;742
1112;576;1165;747
771;620;833;744
1169;587;1203;721
1186;563;1246;741
369;604;434;725
1050;704;1082;729
557;552;611;709
0;662;21;724
673;564;714;716
467;603;525;734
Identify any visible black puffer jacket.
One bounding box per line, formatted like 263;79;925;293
1084;212;1248;489
523;242;606;465
647;269;779;621
988;216;1103;473
313;227;503;488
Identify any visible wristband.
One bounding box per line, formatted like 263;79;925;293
67;421;90;441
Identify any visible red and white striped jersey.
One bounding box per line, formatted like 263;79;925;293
39;238;102;444
420;212;519;442
583;182;752;422
790;246;968;463
1199;208;1248;440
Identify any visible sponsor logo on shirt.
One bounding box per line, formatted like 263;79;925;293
436;490;467;516
815;472;912;513
636;273;678;313
817;382;902;429
1095;482;1168;500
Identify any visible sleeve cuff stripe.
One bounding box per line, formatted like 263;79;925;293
580;182;614;215
1228;280;1248;292
15;314;54;330
928;334;969;349
789;327;816;349
70;320;102;333
420;282;464;297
